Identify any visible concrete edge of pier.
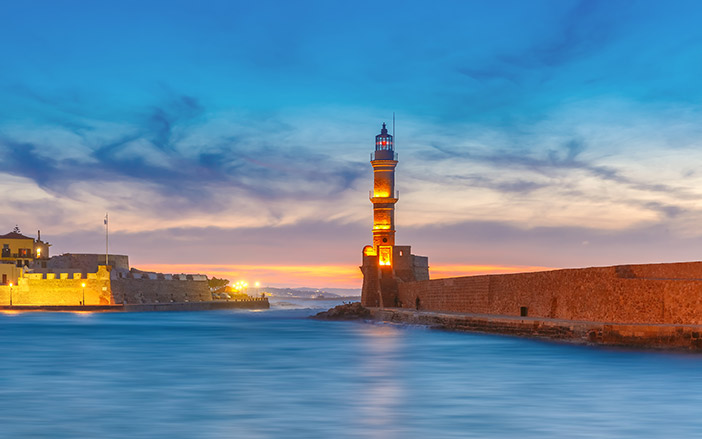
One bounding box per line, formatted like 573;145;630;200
369;307;702;351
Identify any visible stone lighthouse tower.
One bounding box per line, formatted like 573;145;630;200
361;123;429;308
370;123;398;264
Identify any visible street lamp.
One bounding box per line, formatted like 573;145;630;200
81;283;86;306
9;282;12;306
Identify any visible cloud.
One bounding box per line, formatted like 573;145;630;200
0;139;59;186
0;93;369;221
402;219;702;269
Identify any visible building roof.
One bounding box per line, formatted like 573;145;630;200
0;231;34;240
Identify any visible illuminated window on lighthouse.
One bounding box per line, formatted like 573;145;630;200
379;246;392;266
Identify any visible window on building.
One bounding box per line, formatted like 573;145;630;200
2;245;9;258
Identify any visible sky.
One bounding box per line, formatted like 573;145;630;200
3;0;702;289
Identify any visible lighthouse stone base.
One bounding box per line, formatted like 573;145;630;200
361;245;428;308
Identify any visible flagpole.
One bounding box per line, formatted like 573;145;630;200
105;212;109;266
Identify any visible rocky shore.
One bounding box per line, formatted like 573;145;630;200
312;302;371;320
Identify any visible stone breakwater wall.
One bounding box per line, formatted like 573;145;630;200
123;298;269;311
111;278;211;304
369;308;702;350
0;266;213;306
396;261;702;325
0;266;113;306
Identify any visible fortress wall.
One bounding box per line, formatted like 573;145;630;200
0;267;211;306
619;261;702;279
45;254;129;272
399;275;491;313
0;285;10;305
111;278;211;304
397;262;702;325
2;266;114;306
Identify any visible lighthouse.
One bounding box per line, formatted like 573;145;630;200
370;123;398;265
361;123;429;308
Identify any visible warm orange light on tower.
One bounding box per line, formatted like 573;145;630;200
379;246;392;266
369;124;398;252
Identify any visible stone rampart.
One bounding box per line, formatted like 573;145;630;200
44;253;130;272
0;265;211;306
0;266;113;306
369;308;702;350
111;278;211;304
397;261;702;325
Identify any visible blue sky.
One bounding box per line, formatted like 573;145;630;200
3;0;702;287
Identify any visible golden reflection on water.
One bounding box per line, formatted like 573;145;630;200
357;324;406;438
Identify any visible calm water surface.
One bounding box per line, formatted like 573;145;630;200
2;299;702;438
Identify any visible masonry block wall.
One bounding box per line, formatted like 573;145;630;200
111;278;211;304
0;267;211;306
0;265;114;306
45;253;130;272
397;261;702;325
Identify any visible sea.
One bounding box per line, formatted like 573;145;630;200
2;297;702;438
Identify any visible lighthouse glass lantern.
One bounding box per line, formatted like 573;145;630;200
375;123;393;151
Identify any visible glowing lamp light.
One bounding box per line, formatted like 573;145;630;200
36;248;41;257
81;283;86;288
9;283;12;287
379;246;392;266
363;246;377;257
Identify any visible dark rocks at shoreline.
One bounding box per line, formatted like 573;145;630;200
312;302;370;320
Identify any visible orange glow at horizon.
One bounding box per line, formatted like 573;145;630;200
136;263;364;289
134;262;555;289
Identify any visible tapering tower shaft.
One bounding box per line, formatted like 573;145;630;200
370;123;398;265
